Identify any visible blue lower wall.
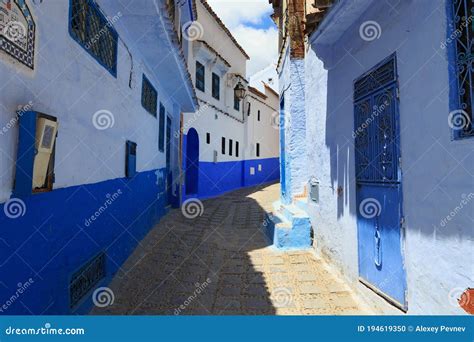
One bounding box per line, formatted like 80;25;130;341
0;169;167;315
183;157;280;201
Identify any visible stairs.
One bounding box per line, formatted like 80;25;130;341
264;199;312;250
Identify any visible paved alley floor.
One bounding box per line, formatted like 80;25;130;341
92;183;372;315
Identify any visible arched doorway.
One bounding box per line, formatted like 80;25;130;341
185;128;199;195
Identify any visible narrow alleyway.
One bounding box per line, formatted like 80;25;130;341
92;183;372;315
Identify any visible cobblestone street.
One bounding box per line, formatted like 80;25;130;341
93;183;372;315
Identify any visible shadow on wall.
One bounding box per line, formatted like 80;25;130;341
91;185;279;315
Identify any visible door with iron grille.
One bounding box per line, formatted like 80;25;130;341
353;54;407;309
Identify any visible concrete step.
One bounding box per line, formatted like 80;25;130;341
264;201;312;250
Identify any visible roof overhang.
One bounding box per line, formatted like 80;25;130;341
97;0;198;112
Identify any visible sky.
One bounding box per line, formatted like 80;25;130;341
206;0;278;77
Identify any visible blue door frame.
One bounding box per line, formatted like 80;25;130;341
353;53;407;310
165;116;173;206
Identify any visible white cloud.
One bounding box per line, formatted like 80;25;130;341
207;0;278;77
206;0;272;29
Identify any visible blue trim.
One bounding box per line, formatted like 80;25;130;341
68;0;118;77
0;169;168;314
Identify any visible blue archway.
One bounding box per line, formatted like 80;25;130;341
185;128;199;195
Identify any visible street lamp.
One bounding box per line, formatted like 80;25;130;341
234;81;246;100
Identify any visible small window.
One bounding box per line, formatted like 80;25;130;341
257;110;261;121
70;0;118;76
159;103;165;152
235;141;239;157
247;103;251;116
229;139;233;156
126;140;137;178
141;75;158;116
221;137;226;155
234;94;240;111
256;143;260;157
196;61;205;92
206;132;210;144
212;73;220;100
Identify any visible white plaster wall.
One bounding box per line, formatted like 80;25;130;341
307;0;473;314
0;1;184;203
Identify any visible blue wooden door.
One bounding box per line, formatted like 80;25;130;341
353;54;407;309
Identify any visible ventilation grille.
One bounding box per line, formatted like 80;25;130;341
69;252;106;308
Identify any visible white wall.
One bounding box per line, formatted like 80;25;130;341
306;0;473;314
0;0;183;203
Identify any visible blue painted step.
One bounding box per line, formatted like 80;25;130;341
264;201;312;249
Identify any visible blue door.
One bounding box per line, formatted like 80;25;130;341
185;128;199;195
166;116;172;205
353;54;407;309
279;96;287;200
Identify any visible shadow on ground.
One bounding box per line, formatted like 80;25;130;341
91;183;370;315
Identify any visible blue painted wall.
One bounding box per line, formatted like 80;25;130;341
182;157;279;201
0;169;167;314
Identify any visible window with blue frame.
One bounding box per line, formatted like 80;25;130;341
212;72;220;100
70;0;118;76
450;0;473;139
159;103;165;152
142;75;158;116
196;61;205;92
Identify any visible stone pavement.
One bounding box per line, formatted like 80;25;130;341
92;183;372;315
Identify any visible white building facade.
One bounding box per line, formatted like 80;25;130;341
180;0;280;200
0;0;196;314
